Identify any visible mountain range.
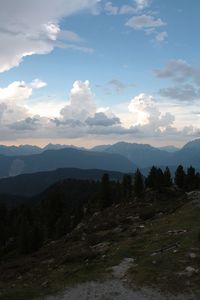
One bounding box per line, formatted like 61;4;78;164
0;139;200;179
0;148;134;178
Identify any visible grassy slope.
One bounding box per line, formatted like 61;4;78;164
1;189;200;299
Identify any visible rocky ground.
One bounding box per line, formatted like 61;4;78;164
1;189;200;300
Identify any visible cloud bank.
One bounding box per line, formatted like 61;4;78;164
0;0;99;72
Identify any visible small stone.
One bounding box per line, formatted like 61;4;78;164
41;280;49;287
185;266;199;277
188;252;198;259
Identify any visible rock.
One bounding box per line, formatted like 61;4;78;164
112;226;123;234
187;252;198;259
91;242;110;255
75;222;85;231
112;258;135;279
167;229;187;235
41;258;55;265
187;191;200;201
185;266;199;277
41;280;49;287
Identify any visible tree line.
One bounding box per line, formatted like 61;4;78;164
0;165;200;256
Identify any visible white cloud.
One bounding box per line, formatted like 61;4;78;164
0;82;32;103
30;79;47;89
104;2;119;15
0;79;46;103
60;80;96;122
128;93;175;129
0;0;99;72
105;0;151;15
155;31;168;42
126;15;166;30
0;79;46;126
134;0;151;10
0;80;200;145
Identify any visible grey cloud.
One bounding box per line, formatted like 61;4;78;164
154;60;200;85
126;15;166;30
86;112;121;127
159;84;200;102
8;117;40;131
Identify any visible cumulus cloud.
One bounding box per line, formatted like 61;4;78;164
0;0;99;72
0;79;199;144
60;80;96;122
128;93;175;131
0;79;46;103
0;79;46;128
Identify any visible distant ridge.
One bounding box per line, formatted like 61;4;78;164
0;168;124;197
0;147;134;178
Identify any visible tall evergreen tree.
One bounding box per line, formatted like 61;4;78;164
163;167;172;187
174;165;185;189
146;166;157;189
186;166;197;191
122;174;132;199
101;173;111;209
133;168;144;196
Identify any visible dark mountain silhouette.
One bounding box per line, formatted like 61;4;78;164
0;168;124;197
0;148;134;178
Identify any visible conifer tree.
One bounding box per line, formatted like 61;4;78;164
122;174;132;199
163;167;172;187
133;168;144;196
174;165;185;189
186;166;197;191
101;173;111;209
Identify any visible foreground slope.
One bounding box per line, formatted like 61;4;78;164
1;188;200;299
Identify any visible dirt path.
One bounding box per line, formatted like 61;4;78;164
43;258;194;300
45;279;194;300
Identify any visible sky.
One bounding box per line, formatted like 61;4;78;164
0;0;200;148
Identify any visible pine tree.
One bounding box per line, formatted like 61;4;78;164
133;168;144;196
122;174;132;199
146;166;158;189
186;166;197;191
175;165;185;189
101;173;111;209
163;167;172;187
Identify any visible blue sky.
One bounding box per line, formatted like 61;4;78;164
0;0;200;147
